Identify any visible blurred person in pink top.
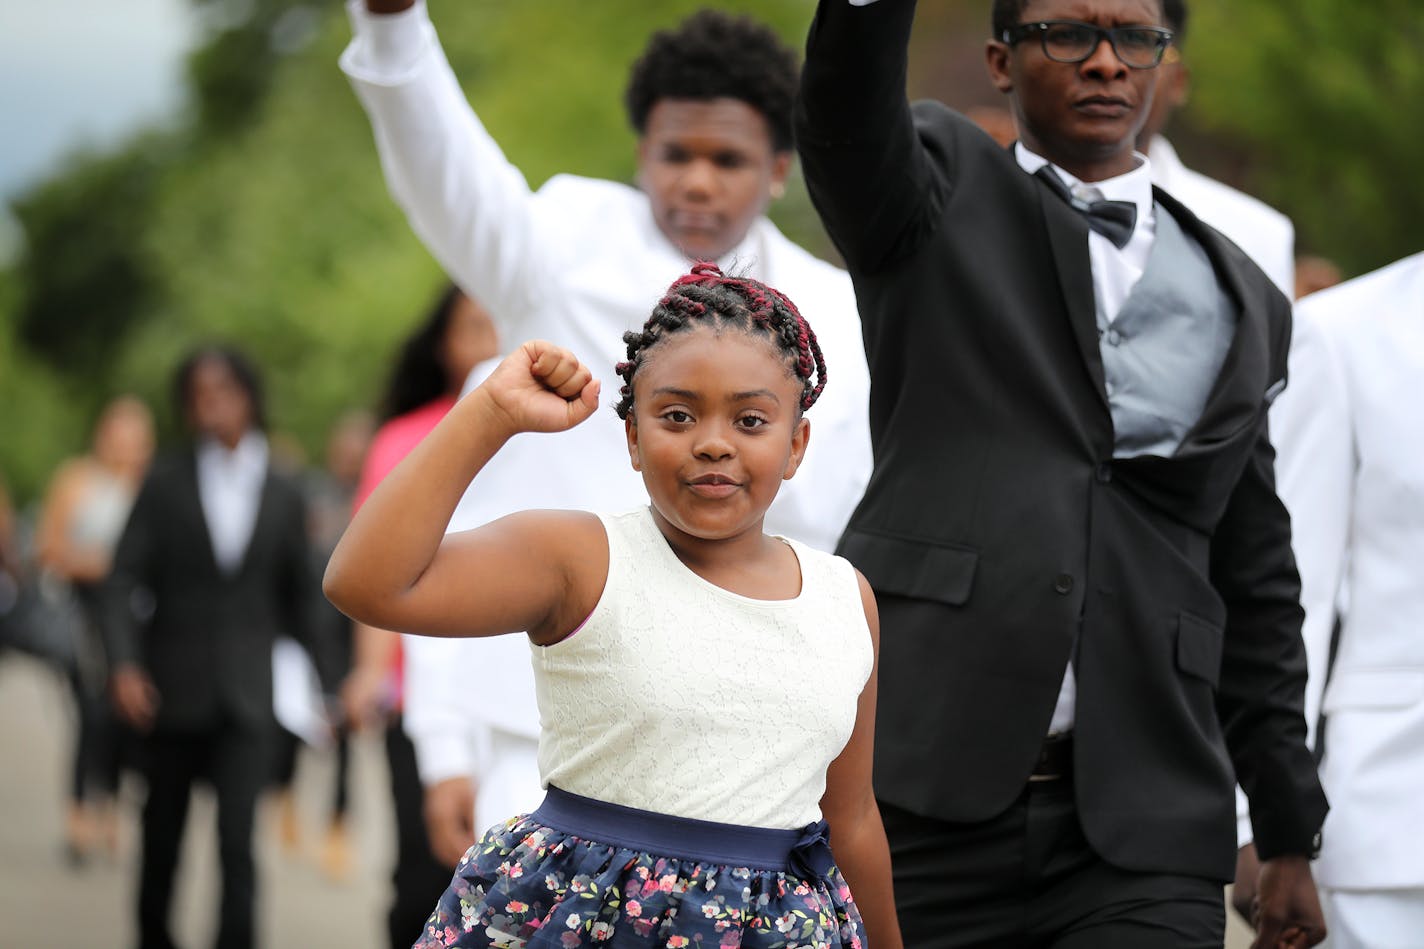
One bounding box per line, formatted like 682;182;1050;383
339;282;498;949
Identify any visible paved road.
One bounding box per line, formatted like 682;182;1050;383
0;651;398;948
0;650;1257;948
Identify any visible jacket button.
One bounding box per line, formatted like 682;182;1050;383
1096;463;1112;484
1053;574;1074;595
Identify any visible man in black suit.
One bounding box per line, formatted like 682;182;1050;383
795;0;1327;945
104;347;331;949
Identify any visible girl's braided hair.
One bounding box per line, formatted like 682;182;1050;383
613;262;827;421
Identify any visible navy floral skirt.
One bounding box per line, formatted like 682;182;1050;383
412;786;866;948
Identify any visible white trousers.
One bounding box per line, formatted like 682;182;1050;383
1321;888;1424;949
473;727;543;837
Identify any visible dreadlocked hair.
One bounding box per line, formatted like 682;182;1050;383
613;262;827;421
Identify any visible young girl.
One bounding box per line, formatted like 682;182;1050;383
325;263;901;949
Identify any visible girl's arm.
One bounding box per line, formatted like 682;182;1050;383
820;571;903;949
323;341;604;645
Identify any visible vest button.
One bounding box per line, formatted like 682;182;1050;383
1106;328;1123;346
1053;574;1074;595
1096;463;1113;484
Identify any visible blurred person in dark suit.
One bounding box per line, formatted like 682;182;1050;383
102;346;334;949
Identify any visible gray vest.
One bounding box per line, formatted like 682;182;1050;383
1101;205;1237;459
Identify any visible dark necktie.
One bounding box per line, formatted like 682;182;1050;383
1034;166;1137;250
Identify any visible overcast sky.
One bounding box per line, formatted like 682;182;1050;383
0;0;199;202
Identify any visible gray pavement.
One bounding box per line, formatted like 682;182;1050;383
0;651;397;949
0;650;1256;948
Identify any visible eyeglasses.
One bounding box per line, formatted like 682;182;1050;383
1002;20;1174;70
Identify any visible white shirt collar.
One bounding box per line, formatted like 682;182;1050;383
719;221;774;285
1146;135;1185;191
1014;142;1156;232
198;430;269;475
645;209;772;284
195;431;268;573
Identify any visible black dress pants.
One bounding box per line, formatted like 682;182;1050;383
881;779;1225;948
138;720;269;949
385;714;456;949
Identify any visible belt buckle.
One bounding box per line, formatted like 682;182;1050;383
1028;733;1071;782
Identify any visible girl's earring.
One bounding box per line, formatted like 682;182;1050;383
769;182;786;201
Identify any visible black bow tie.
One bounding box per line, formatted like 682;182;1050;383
1034;166;1138;250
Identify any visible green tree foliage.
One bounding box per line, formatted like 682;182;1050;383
0;0;824;502
2;0;1420;505
10;137;170;382
0;277;89;503
187;0;322;136
1173;1;1424;273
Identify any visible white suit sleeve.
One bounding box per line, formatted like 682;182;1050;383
1261;222;1296;304
340;0;551;336
1272;304;1354;749
401;634;489;785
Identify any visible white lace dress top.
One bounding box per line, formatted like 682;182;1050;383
532;507;874;830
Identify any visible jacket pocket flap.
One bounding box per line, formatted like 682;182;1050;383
839;528;978;606
1176;612;1224;685
1323;669;1424;712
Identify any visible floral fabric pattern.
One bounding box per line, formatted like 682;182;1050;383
412;815;865;949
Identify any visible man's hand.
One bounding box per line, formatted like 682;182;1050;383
1251;854;1327;949
338;663;389;731
424;775;477;868
110;663;159;732
1232;842;1262;925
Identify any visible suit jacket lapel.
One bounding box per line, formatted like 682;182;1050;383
1037;180;1112;416
182;449;224;579
236;466;280;580
1154;187;1268;458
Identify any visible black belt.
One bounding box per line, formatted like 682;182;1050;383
1029;733;1073;782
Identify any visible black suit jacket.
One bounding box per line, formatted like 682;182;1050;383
102;447;330;733
795;0;1326;881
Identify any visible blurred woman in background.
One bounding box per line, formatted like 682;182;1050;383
36;395;155;865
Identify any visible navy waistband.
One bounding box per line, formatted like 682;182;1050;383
532;786;833;877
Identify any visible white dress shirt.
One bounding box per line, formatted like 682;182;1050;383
195;432;268;574
1015;143;1158;327
342;1;873;784
1015;144;1159;736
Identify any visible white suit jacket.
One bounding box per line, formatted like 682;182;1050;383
341;2;872;784
1150;136;1295;299
1271;251;1424;889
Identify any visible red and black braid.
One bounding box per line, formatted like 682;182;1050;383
613;262;828;420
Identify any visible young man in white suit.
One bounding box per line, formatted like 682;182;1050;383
340;0;872;891
1267;251;1424;948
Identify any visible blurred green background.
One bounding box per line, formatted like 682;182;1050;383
2;0;1421;504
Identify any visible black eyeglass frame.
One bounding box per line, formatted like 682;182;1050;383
1001;20;1175;69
